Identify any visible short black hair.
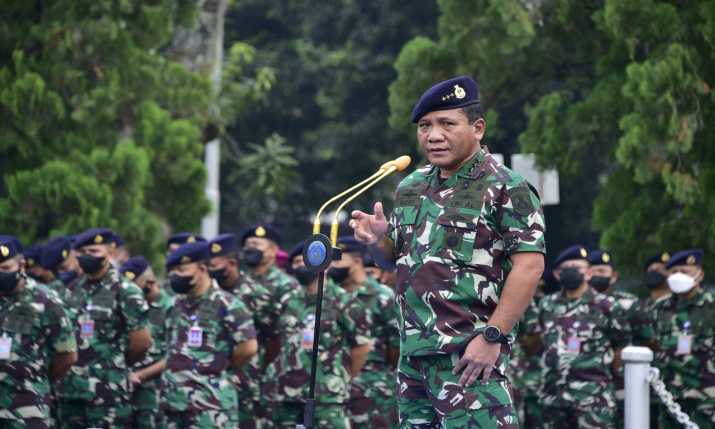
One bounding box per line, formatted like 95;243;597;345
461;103;483;123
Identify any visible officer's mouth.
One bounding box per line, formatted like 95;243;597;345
427;147;449;157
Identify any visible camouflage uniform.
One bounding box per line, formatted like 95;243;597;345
0;278;76;429
653;289;715;428
536;287;627;428
262;282;371;429
162;280;256;429
510;298;542;427
606;287;637;427
347;276;400;429
132;288;173;429
229;271;275;429
56;267;149;428
389;150;545;428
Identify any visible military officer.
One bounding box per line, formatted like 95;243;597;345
162;241;258;428
0;236;77;428
110;233;130;267
119;256;172;429
363;252;384;281
653;249;714;428
351;75;545;428
208;233;274;429
166;232;205;255
40;236;76;296
330;236;400;429
632;252;672;347
56;227;152;428
262;243;372;429
241;224;299;301
532;245;626;428
24;244;50;283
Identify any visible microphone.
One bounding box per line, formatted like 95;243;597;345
328;155;411;244
312;155;412;243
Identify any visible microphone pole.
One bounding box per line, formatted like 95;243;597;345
297;155;411;429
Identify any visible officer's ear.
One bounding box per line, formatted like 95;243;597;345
611;270;619;284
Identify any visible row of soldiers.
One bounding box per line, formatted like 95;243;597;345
0;225;401;428
509;244;714;428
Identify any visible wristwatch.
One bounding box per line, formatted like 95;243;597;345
482;325;508;344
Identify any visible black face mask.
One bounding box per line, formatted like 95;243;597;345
327;266;350;284
644;270;666;289
559;268;584;291
589;275;611;293
58;271;78;286
209;268;229;287
0;271;20;293
78;255;105;275
243;248;264;267
293;266;318;286
169;273;195;294
26;271;44;282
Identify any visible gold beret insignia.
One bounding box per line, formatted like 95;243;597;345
125;271;136;281
0;246;9;257
686;255;696;265
602;253;610;263
255;226;266;237
94;234;103;244
661;252;670;262
211;243;222;254
454;84;466;99
187;235;196;243
62;249;69;259
27;258;35;267
181;256;192;264
580;248;588;258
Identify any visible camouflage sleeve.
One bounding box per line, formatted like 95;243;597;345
521;299;541;335
498;180;546;255
342;295;371;347
225;296;257;345
46;298;77;354
379;288;400;350
119;280;150;332
606;298;629;348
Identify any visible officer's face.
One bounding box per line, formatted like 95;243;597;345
171;262;204;280
136;270;157;290
0;257;22;273
589;264;615;281
417;109;485;173
669;264;703;285
291;255;306;270
365;266;383;279
209;255;238;275
78;244;110;259
647;262;668;277
554;259;590;281
245;237;277;262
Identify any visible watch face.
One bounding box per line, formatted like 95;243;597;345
484;326;500;342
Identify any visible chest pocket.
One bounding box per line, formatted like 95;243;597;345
318;308;341;350
2;307;37;335
392;206;418;255
435;212;478;263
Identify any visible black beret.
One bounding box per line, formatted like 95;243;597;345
587;250;613;267
41;236;72;270
665;249;703;269
0;235;23;254
209;233;239;257
553;244;589;268
363;251;377;268
166;232;206;249
288;242;305;264
120;256;151;281
241;224;281;246
410;76;480;123
24;244;44;268
643;252;670;271
166;242;211;269
0;235;21;263
337;235;366;255
73;228;114;249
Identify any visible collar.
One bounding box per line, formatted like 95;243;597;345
425;149;486;183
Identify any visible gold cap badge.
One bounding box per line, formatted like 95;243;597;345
187;235;196;243
125;271;136;281
661;252;670;262
454;84;466;99
602;253;610;263
211;243;222;254
94;234;103;244
27;258;35;267
255;226;266;237
0;246;8;258
181;256;192;264
580;248;588;258
62;249;69;259
686;255;696;265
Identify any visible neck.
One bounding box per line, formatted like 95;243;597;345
146;288;159;303
650;284;670;300
342;270;366;293
224;272;240;291
189;276;212;298
88;264;110;282
252;261;272;277
439;144;481;178
565;283;589;300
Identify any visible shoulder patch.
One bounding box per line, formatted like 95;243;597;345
508;186;535;216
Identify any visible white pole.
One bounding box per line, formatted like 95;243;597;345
622;346;653;429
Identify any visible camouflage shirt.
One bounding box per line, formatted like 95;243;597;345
133;289;173;380
262;282;371;404
57;267;149;402
511;297;542;396
653;288;715;406
389;150;546;357
632;292;671;346
0;278;76;423
162;280;256;413
536;287;627;408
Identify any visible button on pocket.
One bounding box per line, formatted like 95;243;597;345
436;216;477;263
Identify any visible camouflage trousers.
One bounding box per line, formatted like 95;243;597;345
349;369;398;429
397;354;519;429
132;382;165;429
522;395;542;428
0;418;50;429
57;398;132;428
239;397;268;429
541;405;614;428
658;400;715;429
265;401;350;429
165;408;238;429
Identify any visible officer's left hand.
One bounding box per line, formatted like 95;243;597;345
452;334;501;387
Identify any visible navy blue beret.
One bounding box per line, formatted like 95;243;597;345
665;249;703;269
166;242;211;269
241;224;281;246
410;76;480;123
553;244;589;268
120;256;151;281
337;235;366;255
73;228;114;249
0;235;23;254
587;250;613;267
166;232;206;249
288;242;305;263
209;233;239;257
643;251;670;271
24;244;44;268
111;233;125;247
41;236;72;270
363;252;377;268
0;235;21;263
